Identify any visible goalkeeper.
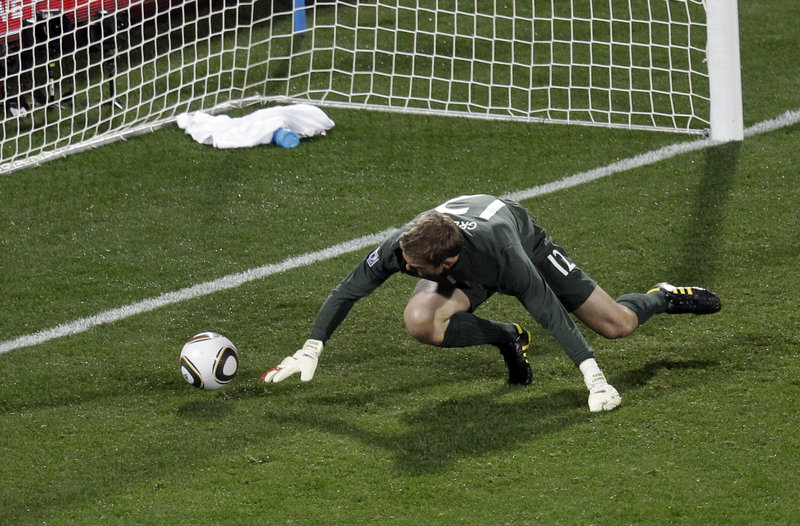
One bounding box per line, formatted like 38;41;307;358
262;194;721;411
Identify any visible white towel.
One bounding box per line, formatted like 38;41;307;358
176;104;335;149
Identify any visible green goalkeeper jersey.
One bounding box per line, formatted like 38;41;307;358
310;194;595;366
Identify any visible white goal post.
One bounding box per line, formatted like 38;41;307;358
1;0;743;175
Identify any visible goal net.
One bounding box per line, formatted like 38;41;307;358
0;0;742;175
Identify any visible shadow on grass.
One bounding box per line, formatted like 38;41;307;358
263;358;719;475
175;398;234;420
670;141;740;284
612;358;719;392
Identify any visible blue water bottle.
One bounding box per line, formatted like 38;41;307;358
273;128;300;149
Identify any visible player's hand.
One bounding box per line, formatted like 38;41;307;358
261;339;323;383
588;383;621;412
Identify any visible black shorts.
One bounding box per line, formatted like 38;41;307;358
531;237;597;312
443;238;596;313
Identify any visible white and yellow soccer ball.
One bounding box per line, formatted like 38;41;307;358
179;332;238;390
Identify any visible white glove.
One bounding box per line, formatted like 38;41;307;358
261;339;323;383
588;383;622;412
579;358;621;412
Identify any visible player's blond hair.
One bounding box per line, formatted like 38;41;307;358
399;212;465;266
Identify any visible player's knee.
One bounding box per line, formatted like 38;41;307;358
403;304;438;345
596;317;637;339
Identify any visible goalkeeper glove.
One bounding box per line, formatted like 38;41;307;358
588;383;621;412
580;358;621;412
261;339;323;383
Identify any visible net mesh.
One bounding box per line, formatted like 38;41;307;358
1;0;711;174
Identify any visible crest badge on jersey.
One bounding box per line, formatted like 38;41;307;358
367;247;381;267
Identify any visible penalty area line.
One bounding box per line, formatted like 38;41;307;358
2;109;799;355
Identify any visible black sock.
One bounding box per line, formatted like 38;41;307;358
616;291;668;325
440;312;517;348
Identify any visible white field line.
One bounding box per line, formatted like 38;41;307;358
2;109;799;355
0;229;397;355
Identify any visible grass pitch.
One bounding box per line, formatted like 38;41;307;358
2;2;800;524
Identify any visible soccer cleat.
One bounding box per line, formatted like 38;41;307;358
648;282;722;315
498;324;533;386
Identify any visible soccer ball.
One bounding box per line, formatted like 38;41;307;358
179;332;238;390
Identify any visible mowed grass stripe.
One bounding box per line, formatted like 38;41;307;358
2;108;799;355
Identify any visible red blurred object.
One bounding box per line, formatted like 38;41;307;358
1;0;178;42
